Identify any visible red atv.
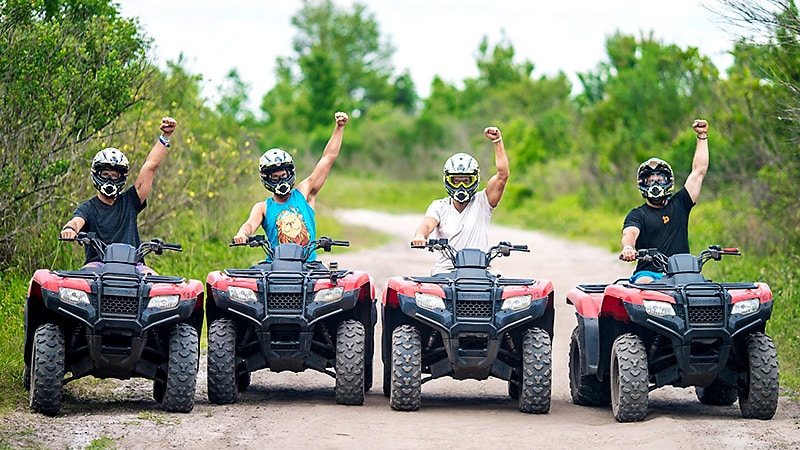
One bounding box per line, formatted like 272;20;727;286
24;233;204;416
205;235;377;406
566;245;778;422
381;239;554;413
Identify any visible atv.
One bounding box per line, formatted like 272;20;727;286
24;232;204;416
205;235;377;406
381;238;555;413
566;245;778;422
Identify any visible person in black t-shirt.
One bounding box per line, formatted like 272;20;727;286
59;117;178;271
619;119;710;283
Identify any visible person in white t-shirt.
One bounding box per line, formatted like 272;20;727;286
410;126;509;274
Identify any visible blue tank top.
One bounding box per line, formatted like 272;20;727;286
262;190;317;261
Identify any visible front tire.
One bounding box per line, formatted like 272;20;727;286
569;326;610;406
519;328;552;414
207;319;238;405
335;320;366;405
389;325;422;411
610;333;649;422
738;333;779;419
29;323;65;416
161;323;199;413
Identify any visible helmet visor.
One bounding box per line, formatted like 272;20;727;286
444;174;478;189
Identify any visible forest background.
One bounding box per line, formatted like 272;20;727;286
1;0;799;408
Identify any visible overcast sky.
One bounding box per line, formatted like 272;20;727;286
117;0;736;108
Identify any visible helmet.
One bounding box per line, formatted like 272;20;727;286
637;157;674;203
259;148;295;196
91;148;129;198
443;152;480;203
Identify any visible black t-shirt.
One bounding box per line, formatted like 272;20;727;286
623;187;695;273
73;187;146;263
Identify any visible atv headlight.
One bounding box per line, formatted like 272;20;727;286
147;294;180;310
229;286;258;303
501;295;532;311
58;287;90;306
314;286;344;303
415;292;445;310
731;298;759;316
643;300;675;317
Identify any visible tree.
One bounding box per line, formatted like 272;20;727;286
0;0;152;268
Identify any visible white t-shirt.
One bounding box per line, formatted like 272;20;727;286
425;190;494;274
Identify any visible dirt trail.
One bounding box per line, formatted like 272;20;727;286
2;209;798;449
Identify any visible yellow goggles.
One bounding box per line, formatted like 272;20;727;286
445;174;478;189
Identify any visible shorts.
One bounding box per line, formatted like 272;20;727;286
630;270;664;283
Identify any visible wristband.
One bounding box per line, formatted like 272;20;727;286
158;135;171;148
492;137;503;143
697;132;708;140
623;245;634;251
62;225;76;232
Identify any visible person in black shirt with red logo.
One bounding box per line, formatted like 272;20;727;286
620;119;710;283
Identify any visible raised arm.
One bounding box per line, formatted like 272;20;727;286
483;126;509;208
684;119;709;203
297;111;349;207
135;117;177;203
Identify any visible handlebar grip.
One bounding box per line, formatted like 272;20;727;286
164;243;182;251
410;245;427;249
331;240;350;247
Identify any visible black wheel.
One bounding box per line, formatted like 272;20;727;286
569;326;610;406
237;370;251;392
335;319;366;405
23;364;31;391
389;325;422;411
161;323;199;413
519;328;552;414
207;319;238;404
738;333;779;419
696;380;737;406
610;333;649;422
29;323;65;416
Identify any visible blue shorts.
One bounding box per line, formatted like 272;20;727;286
630;270;664;283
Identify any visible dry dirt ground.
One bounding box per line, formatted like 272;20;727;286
2;209;799;449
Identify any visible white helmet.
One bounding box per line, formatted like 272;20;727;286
443;152;480;203
91;148;129;198
259;148;295;196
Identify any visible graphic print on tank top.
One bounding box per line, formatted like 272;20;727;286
276;206;310;246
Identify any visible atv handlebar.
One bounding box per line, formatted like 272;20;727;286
413;238;529;265
230;235;350;261
637;244;741;272
60;232;182;260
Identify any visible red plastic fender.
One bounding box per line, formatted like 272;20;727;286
729;282;773;304
205;270;259;292
565;288;602;319
501;279;554;301
382;276;447;308
29;269;91;296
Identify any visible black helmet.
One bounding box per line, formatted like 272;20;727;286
91;148;129;198
637;157;674;202
259;148;296;196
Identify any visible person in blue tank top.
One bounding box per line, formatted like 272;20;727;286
233;111;349;261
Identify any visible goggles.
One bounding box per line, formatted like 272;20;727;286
445;174;478;189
